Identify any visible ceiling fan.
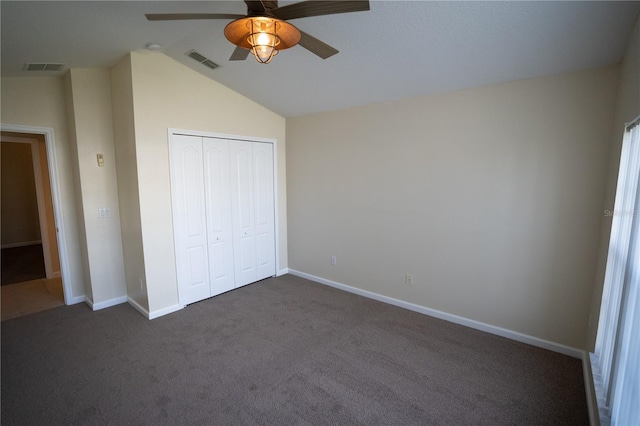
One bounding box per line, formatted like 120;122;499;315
146;0;370;64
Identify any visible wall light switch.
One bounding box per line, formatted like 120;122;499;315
98;208;111;218
97;153;104;167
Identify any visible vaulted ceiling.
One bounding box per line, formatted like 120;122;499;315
2;1;639;117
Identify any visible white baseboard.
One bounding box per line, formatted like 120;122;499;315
277;268;289;276
582;352;600;426
1;240;42;249
127;297;150;319
67;294;86;305
127;298;183;320
86;295;127;311
288;269;583;359
149;303;183;320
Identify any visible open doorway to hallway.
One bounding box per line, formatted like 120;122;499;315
1;132;64;320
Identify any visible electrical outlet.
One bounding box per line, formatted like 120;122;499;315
331;256;337;266
405;273;414;286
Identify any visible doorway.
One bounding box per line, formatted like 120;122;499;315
1;128;68;320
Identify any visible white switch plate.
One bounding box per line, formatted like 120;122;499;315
331;256;337;266
98;208;111;218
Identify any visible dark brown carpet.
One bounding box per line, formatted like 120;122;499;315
1;274;588;425
1;244;46;285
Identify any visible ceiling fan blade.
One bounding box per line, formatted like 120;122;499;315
260;1;279;11
298;30;339;59
244;1;266;14
145;13;244;21
230;46;251;61
271;1;369;21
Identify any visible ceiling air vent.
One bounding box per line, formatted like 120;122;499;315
186;50;219;70
23;63;65;72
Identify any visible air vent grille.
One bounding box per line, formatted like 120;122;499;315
187;51;207;62
24;63;65;72
186;50;219;70
202;60;219;70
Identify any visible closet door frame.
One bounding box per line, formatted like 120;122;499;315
168;129;281;287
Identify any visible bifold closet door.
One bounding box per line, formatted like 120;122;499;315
252;142;276;281
230;141;276;286
171;135;276;305
169;134;211;305
203;137;235;296
230;141;257;287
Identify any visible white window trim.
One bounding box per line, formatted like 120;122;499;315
592;116;640;426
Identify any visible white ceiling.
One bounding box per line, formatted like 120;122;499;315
2;1;639;117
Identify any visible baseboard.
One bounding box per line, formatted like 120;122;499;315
84;296;94;309
127;298;183;320
582;352;600;426
1;240;42;249
88;295;127;311
68;294;86;305
148;303;183;320
288;269;583;359
52;271;62;278
277;268;289;276
127;297;150;319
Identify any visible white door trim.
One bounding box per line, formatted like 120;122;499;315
1;123;74;305
168;128;281;281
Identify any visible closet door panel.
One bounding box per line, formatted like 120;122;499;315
253;142;276;280
230;141;257;287
203;138;235;296
169;135;211;305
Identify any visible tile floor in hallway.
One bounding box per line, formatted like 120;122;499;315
1;277;64;321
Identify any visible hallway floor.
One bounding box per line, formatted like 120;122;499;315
1;277;64;321
1;244;47;286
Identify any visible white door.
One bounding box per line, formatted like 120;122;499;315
253;142;276;280
169;135;211;305
203;138;235;296
230;141;258;287
171;134;277;303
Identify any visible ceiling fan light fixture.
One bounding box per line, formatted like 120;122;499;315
248;18;279;63
224;16;300;64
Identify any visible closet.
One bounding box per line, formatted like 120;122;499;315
169;134;275;305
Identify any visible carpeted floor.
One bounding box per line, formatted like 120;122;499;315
1;244;46;285
1;274;588;425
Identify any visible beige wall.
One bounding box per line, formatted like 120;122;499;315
1;76;85;299
587;14;640;350
65;68;127;305
64;72;93;300
111;55;148;311
287;66;619;350
1;142;41;245
127;52;287;314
